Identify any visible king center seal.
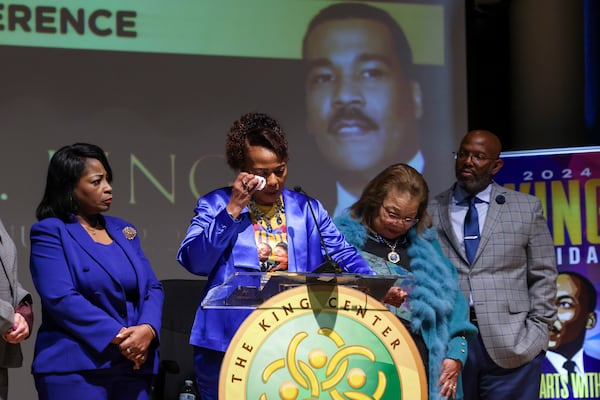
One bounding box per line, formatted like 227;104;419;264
220;284;427;400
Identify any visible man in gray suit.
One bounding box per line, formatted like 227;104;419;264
0;218;33;399
428;130;557;399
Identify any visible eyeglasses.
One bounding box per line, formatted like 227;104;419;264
453;151;498;163
381;205;419;226
247;164;287;179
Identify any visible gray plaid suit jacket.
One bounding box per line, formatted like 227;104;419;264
428;181;557;369
0;218;31;368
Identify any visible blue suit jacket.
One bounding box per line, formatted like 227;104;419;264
29;215;164;374
177;187;372;352
542;350;600;374
541;351;600;399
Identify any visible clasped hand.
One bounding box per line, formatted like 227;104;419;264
2;312;29;344
112;325;153;370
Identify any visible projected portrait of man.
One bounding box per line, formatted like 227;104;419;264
543;272;600;383
302;2;423;216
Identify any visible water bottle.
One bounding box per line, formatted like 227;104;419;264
178;379;197;400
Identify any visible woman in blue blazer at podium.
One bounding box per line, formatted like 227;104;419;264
30;143;163;400
335;164;478;400
177;112;375;400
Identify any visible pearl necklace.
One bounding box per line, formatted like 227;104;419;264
376;234;403;263
248;197;285;233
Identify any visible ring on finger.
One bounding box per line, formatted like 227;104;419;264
126;347;132;354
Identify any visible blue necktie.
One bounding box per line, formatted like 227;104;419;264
464;196;480;264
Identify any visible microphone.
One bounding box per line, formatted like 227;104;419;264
495;195;506;204
294;186;342;274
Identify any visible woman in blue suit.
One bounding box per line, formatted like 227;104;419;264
30;143;163;400
177;112;374;400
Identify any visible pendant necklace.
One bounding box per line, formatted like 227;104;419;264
81;218;103;236
85;225;98;235
249;197;284;233
376;234;401;263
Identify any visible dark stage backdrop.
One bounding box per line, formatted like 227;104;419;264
0;1;466;398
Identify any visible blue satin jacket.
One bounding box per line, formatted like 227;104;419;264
29;215;164;374
177;187;372;352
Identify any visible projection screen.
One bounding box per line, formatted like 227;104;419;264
0;1;466;396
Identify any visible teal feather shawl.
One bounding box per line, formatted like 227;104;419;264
335;213;476;400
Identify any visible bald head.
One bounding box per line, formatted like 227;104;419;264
462;130;502;158
454;130;504;195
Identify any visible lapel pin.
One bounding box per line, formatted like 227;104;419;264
122;226;137;240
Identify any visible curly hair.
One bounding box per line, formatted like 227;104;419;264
225;112;289;171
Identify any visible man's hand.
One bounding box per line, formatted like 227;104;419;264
2;313;29;344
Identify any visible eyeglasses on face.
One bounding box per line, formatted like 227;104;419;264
453;151;498;163
381;205;419;226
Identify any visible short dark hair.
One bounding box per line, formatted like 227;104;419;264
226;112;289;171
302;2;414;78
350;163;431;234
561;271;597;312
275;242;288;252
36;143;112;221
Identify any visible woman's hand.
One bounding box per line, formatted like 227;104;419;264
382;286;408;308
438;358;462;399
227;172;262;218
132;350;149;370
2;313;29;344
111;326;127;345
116;324;156;369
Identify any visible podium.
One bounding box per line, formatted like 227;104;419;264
202;271;410;310
210;272;428;399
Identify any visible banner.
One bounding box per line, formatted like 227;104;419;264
494;146;600;400
0;0;443;63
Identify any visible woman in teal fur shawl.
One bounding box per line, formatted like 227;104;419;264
334;164;477;400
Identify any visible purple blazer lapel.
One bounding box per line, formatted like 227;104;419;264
65;219;108;270
281;189;305;272
106;219;150;295
225;189;310;272
66;217;138;293
228;206;262;271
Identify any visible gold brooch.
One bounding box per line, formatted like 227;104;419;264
122;226;137;240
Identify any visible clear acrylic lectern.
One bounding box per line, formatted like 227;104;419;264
201;271;414;311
